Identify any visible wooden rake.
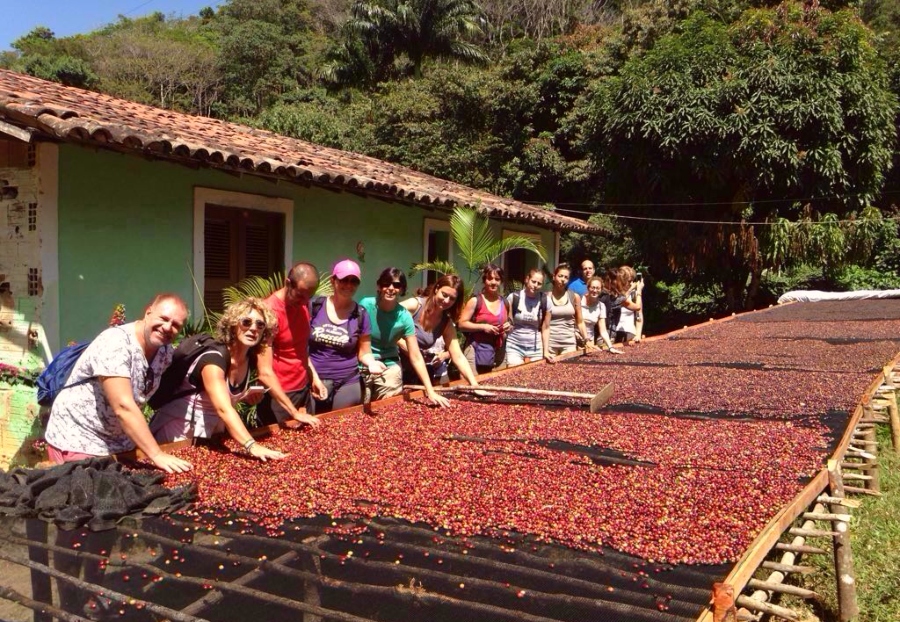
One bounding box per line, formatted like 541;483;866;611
408;382;615;413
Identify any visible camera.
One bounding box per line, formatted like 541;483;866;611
635;272;643;282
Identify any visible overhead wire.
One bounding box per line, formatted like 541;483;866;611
549;207;900;226
521;188;900;209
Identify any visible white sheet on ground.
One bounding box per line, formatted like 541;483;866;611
778;289;900;304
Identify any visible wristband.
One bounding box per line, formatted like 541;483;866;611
243;438;256;450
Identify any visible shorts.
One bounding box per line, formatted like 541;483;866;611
363;364;404;403
505;344;542;367
256;384;310;425
547;345;577;356
47;444;100;464
613;330;635;344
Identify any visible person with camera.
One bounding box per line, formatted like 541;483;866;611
613;266;643;346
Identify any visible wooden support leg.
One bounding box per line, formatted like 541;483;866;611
862;427;880;493
25;519;52;622
827;464;859;622
876;390;900;451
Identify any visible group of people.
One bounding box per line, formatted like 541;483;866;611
42;258;643;473
566;259;646;349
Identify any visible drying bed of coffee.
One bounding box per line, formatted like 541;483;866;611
3;300;897;622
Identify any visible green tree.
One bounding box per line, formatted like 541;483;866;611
411;206;546;289
334;0;489;81
214;0;325;116
584;3;897;310
9;27;96;87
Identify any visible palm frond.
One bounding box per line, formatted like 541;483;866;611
222;273;286;307
450;207;496;270
409;259;457;277
450;206;546;271
315;272;334;297
485;235;546;266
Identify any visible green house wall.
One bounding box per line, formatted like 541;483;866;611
55;144;556;345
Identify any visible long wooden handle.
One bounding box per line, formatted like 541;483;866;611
408;384;593;399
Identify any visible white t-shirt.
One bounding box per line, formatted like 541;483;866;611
45;322;173;455
581;299;607;342
616;293;638;335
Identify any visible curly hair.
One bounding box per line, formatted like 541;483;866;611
215;297;278;352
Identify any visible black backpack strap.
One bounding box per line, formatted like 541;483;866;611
511;292;520;318
351;302;363;340
309;295;326;319
472;293;483;319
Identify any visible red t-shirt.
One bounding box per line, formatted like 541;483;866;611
265;292;310;392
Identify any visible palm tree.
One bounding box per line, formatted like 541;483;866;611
336;0;489;81
412;206;546;290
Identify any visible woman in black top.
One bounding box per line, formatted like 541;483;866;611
150;298;317;460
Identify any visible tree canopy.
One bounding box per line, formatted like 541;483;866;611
583;3;897;308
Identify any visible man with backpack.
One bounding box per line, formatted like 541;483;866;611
43;293;193;473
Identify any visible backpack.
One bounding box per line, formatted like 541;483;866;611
36;341;92;406
148;334;221;410
309;296;363;339
510;291;549;325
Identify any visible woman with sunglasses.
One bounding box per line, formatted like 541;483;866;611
149;297;315;460
359;268;451;407
398;273;479;387
308;260;385;413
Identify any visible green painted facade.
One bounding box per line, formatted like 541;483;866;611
56;144;556;346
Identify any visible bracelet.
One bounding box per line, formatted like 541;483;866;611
242;438;256;451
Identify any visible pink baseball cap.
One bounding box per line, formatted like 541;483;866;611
332;259;361;280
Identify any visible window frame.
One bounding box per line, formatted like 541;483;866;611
421;218;454;288
192;188;293;315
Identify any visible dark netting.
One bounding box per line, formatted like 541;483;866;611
0;459;196;531
737;299;900;323
0;512;730;622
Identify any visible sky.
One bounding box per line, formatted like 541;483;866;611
1;0;222;51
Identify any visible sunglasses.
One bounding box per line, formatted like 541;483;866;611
337;276;361;285
380;281;404;290
239;318;267;331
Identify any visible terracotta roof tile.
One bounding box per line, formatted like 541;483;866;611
0;69;598;233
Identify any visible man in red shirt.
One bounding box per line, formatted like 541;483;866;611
256;262;327;425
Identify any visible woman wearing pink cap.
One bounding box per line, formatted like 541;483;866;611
308;259;386;413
